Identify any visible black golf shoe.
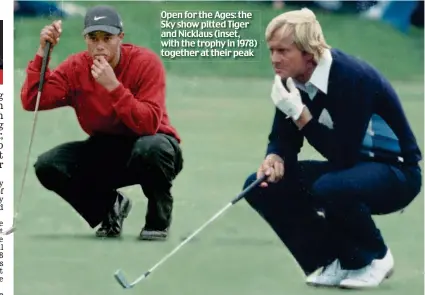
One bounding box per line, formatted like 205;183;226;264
96;192;132;238
139;227;169;241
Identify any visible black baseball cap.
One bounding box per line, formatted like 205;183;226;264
83;5;123;35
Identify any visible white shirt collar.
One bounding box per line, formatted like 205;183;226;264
296;48;333;95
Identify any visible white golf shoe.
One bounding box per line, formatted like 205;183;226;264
339;249;394;289
306;259;348;287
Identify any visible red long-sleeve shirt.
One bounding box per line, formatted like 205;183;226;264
21;43;180;142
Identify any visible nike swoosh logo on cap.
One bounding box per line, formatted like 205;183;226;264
94;16;106;21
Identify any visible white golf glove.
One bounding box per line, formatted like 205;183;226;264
271;75;305;120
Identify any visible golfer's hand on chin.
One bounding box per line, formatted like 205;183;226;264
257;154;284;188
91;56;120;92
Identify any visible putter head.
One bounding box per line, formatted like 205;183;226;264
1;226;15;235
5;227;15;235
114;270;133;289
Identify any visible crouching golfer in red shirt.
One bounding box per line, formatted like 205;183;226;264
20;5;183;240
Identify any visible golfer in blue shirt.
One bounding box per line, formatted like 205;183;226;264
243;8;422;289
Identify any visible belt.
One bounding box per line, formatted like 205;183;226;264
360;151;406;166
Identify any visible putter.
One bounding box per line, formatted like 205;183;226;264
1;42;52;236
114;175;266;289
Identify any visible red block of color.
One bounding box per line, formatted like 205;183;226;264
0;70;3;84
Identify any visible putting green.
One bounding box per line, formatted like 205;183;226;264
13;2;423;295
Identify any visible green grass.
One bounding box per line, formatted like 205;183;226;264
14;1;424;295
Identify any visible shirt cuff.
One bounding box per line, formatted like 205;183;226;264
266;145;286;160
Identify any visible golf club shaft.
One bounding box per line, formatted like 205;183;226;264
13;42;51;225
121;175;265;286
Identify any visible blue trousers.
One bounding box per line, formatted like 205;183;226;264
243;160;422;275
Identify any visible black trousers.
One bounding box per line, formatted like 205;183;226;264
33;133;184;229
243;160;422;275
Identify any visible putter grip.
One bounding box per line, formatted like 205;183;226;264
38;42;52;92
230;174;266;205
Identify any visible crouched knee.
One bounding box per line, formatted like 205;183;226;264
131;135;179;165
33;153;66;191
132;135;170;159
130;135;183;177
311;175;353;209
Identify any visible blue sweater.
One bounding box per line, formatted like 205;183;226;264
266;48;422;169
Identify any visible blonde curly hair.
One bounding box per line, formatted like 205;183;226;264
265;8;331;63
